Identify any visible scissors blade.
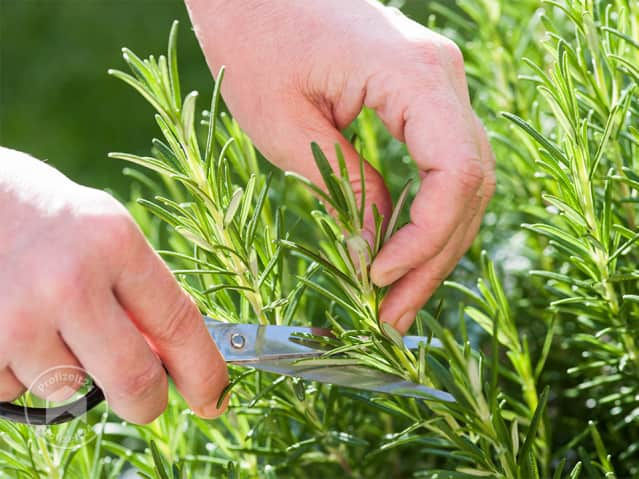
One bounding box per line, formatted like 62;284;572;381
243;357;455;402
206;318;331;363
206;317;444;363
206;317;452;402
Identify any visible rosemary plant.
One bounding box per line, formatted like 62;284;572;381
1;1;638;477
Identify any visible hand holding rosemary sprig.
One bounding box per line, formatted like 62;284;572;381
0;0;495;431
283;143;430;386
186;0;496;333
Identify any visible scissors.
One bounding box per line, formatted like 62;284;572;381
0;318;453;426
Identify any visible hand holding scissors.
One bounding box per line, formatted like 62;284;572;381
0;318;453;426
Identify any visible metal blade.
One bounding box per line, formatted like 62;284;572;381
403;335;443;350
206;317;444;363
243;357;455;402
207;321;331;363
206;318;452;401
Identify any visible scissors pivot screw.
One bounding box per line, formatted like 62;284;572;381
230;333;246;350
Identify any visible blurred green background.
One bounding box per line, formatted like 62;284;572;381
0;0;211;197
0;0;429;198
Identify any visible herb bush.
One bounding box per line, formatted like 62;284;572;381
1;0;638;477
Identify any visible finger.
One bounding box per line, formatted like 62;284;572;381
10;332;84;402
386;186;487;334
368;71;483;286
113;227;228;419
380;118;495;332
437;40;472;108
378;215;471;334
380;208;481;334
445;116;495;256
371;159;483;287
60;295;168;424
473;114;497;202
0;367;25;402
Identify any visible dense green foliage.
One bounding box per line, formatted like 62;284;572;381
1;0;639;477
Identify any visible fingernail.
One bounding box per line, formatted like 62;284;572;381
370;263;405;287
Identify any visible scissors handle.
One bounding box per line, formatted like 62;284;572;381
0;383;105;426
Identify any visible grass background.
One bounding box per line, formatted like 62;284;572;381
0;0;208;197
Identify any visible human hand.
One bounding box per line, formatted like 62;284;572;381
0;148;228;423
186;0;495;333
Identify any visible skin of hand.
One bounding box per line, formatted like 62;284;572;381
0;147;228;423
185;0;496;333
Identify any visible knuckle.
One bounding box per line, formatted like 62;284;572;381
76;191;138;252
118;359;165;400
46;261;87;304
408;40;443;69
29;258;90;316
439;39;465;71
456;158;485;191
90;210;138;252
3;311;36;348
155;293;200;348
407;37;464;73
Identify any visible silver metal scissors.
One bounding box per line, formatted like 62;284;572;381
0;318;453;426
